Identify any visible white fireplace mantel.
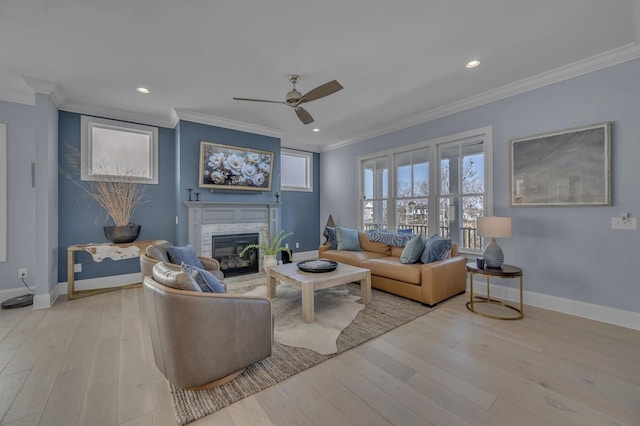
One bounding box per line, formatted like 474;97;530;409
185;201;281;256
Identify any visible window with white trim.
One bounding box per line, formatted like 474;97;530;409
281;149;312;192
358;127;492;253
81;116;158;184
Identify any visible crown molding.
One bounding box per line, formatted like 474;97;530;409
60;101;176;128
324;42;640;152
173;108;285;140
0;90;34;106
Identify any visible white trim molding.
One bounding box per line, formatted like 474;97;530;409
467;281;640;331
174;108;285;140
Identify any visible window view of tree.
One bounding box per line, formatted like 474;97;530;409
359;129;490;252
395;149;429;235
439;140;484;249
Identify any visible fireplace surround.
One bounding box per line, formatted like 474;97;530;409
185;201;281;271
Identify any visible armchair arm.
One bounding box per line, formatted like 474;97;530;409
419;255;467;305
198;255;221;271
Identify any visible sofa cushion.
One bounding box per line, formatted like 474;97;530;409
152;262;203;292
181;263;226;293
361;257;422;285
400;235;426;264
168;243;205;269
358;232;391;254
322;249;386;267
367;230;414;247
325;226;337;249
146;241;171;262
336;226;361;251
421;235;452;264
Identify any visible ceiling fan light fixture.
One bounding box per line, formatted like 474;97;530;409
286;89;302;104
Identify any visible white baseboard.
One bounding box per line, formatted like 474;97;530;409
468;281;640;331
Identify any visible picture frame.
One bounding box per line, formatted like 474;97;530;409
510;122;611;206
199;141;274;191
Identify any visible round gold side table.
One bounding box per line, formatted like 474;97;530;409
465;262;523;320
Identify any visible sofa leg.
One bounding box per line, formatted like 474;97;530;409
184;368;245;391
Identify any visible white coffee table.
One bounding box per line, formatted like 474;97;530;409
266;262;371;323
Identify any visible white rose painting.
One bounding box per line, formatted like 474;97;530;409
199;141;274;191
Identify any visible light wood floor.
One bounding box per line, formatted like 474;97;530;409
0;287;638;426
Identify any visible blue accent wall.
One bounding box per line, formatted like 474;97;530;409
321;58;640;313
175;120;282;245
280;152;321;253
57;111;177;281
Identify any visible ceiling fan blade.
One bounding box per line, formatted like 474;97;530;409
295;107;314;125
298;80;343;104
233;97;286;104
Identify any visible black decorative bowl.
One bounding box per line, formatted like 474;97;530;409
296;259;338;273
103;224;141;244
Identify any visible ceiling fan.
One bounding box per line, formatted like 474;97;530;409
233;74;343;125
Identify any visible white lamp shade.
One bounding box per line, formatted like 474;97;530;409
477;217;512;238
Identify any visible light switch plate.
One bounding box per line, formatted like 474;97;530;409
612;217;637;230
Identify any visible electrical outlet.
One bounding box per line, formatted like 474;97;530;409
295;242;300;249
285;243;289;249
18;268;28;278
74;263;82;273
612;217;637;230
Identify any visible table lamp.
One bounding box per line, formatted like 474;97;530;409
477;216;511;268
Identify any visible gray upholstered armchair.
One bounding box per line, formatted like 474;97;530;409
143;263;272;390
140;240;223;281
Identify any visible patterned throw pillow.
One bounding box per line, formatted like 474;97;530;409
325;226;338;249
367;230;415;247
181;263;227;293
420;234;452;264
400;235;426;264
336;226;361;251
168;243;204;269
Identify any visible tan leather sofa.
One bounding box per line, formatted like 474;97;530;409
319;232;467;306
143;263;272;390
140;240;223;281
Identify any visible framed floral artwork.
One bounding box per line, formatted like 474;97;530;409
199;141;274;191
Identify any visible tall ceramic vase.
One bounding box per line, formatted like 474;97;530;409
263;255;278;270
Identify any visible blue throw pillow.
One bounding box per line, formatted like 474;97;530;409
181;263;227;293
400;235;426;264
168;243;204;269
336;226;361;251
325;226;337;249
420;234;452;263
397;228;413;234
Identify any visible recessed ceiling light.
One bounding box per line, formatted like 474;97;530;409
465;60;480;69
313;128;320;132
136;87;150;94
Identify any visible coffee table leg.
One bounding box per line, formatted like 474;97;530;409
266;271;277;299
360;272;371;304
301;282;314;323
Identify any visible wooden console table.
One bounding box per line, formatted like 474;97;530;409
67;240;163;300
